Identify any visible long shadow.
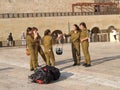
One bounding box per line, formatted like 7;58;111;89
56;58;73;66
60;65;73;71
56;57;84;71
56;56;84;66
56;58;74;71
0;67;14;71
91;55;120;66
57;55;120;70
59;62;85;71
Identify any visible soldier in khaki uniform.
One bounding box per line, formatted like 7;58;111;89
65;24;81;66
32;27;46;67
79;22;91;67
26;27;37;71
42;29;55;66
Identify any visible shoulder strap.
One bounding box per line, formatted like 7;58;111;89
56;41;63;49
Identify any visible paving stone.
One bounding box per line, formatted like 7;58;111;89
0;42;120;90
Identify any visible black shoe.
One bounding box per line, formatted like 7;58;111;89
73;63;77;66
77;63;81;66
34;69;38;72
85;64;91;67
30;69;34;71
37;65;41;67
83;63;87;66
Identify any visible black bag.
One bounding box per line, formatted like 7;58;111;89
29;68;50;83
45;66;60;80
55;43;63;55
29;65;60;84
56;47;63;55
41;66;54;83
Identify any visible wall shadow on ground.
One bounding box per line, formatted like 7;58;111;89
56;55;120;70
56;58;73;66
0;67;14;72
91;55;120;66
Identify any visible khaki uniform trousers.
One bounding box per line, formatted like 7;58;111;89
81;41;91;64
29;45;37;70
44;49;55;66
35;44;46;66
72;42;81;64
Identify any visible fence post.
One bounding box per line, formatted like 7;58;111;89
13;41;15;46
0;41;2;47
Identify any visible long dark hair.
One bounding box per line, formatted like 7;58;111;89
44;29;51;36
74;24;80;31
79;22;87;29
26;27;32;35
32;27;38;31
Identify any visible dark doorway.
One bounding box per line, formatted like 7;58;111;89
51;30;64;44
91;27;100;42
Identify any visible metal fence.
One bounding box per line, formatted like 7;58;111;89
0;40;25;47
0;33;109;47
91;33;109;42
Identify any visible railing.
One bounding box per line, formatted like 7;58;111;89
0;34;108;47
0;33;119;47
91;33;109;42
0;40;25;47
0;11;119;19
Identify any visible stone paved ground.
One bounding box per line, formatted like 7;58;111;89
0;42;120;90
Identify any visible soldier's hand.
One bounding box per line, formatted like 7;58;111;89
81;39;84;42
34;34;38;40
63;33;66;35
33;32;37;38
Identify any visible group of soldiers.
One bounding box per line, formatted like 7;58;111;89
26;22;91;71
26;27;55;71
65;22;91;67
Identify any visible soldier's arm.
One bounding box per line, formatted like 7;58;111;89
65;31;72;37
26;35;36;46
37;33;42;43
26;36;32;46
33;32;41;43
38;33;41;39
81;37;89;42
41;37;45;46
51;36;54;45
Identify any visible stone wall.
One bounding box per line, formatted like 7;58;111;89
0;0;94;13
0;0;119;41
0;15;120;41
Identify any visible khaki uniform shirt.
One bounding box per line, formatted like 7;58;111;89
80;29;89;40
67;31;81;43
26;35;35;47
42;35;53;51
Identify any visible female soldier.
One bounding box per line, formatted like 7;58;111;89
42;29;55;66
32;27;46;67
79;22;91;67
65;24;81;66
26;27;37;71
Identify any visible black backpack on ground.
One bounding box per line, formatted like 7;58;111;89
29;65;60;84
47;66;60;80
